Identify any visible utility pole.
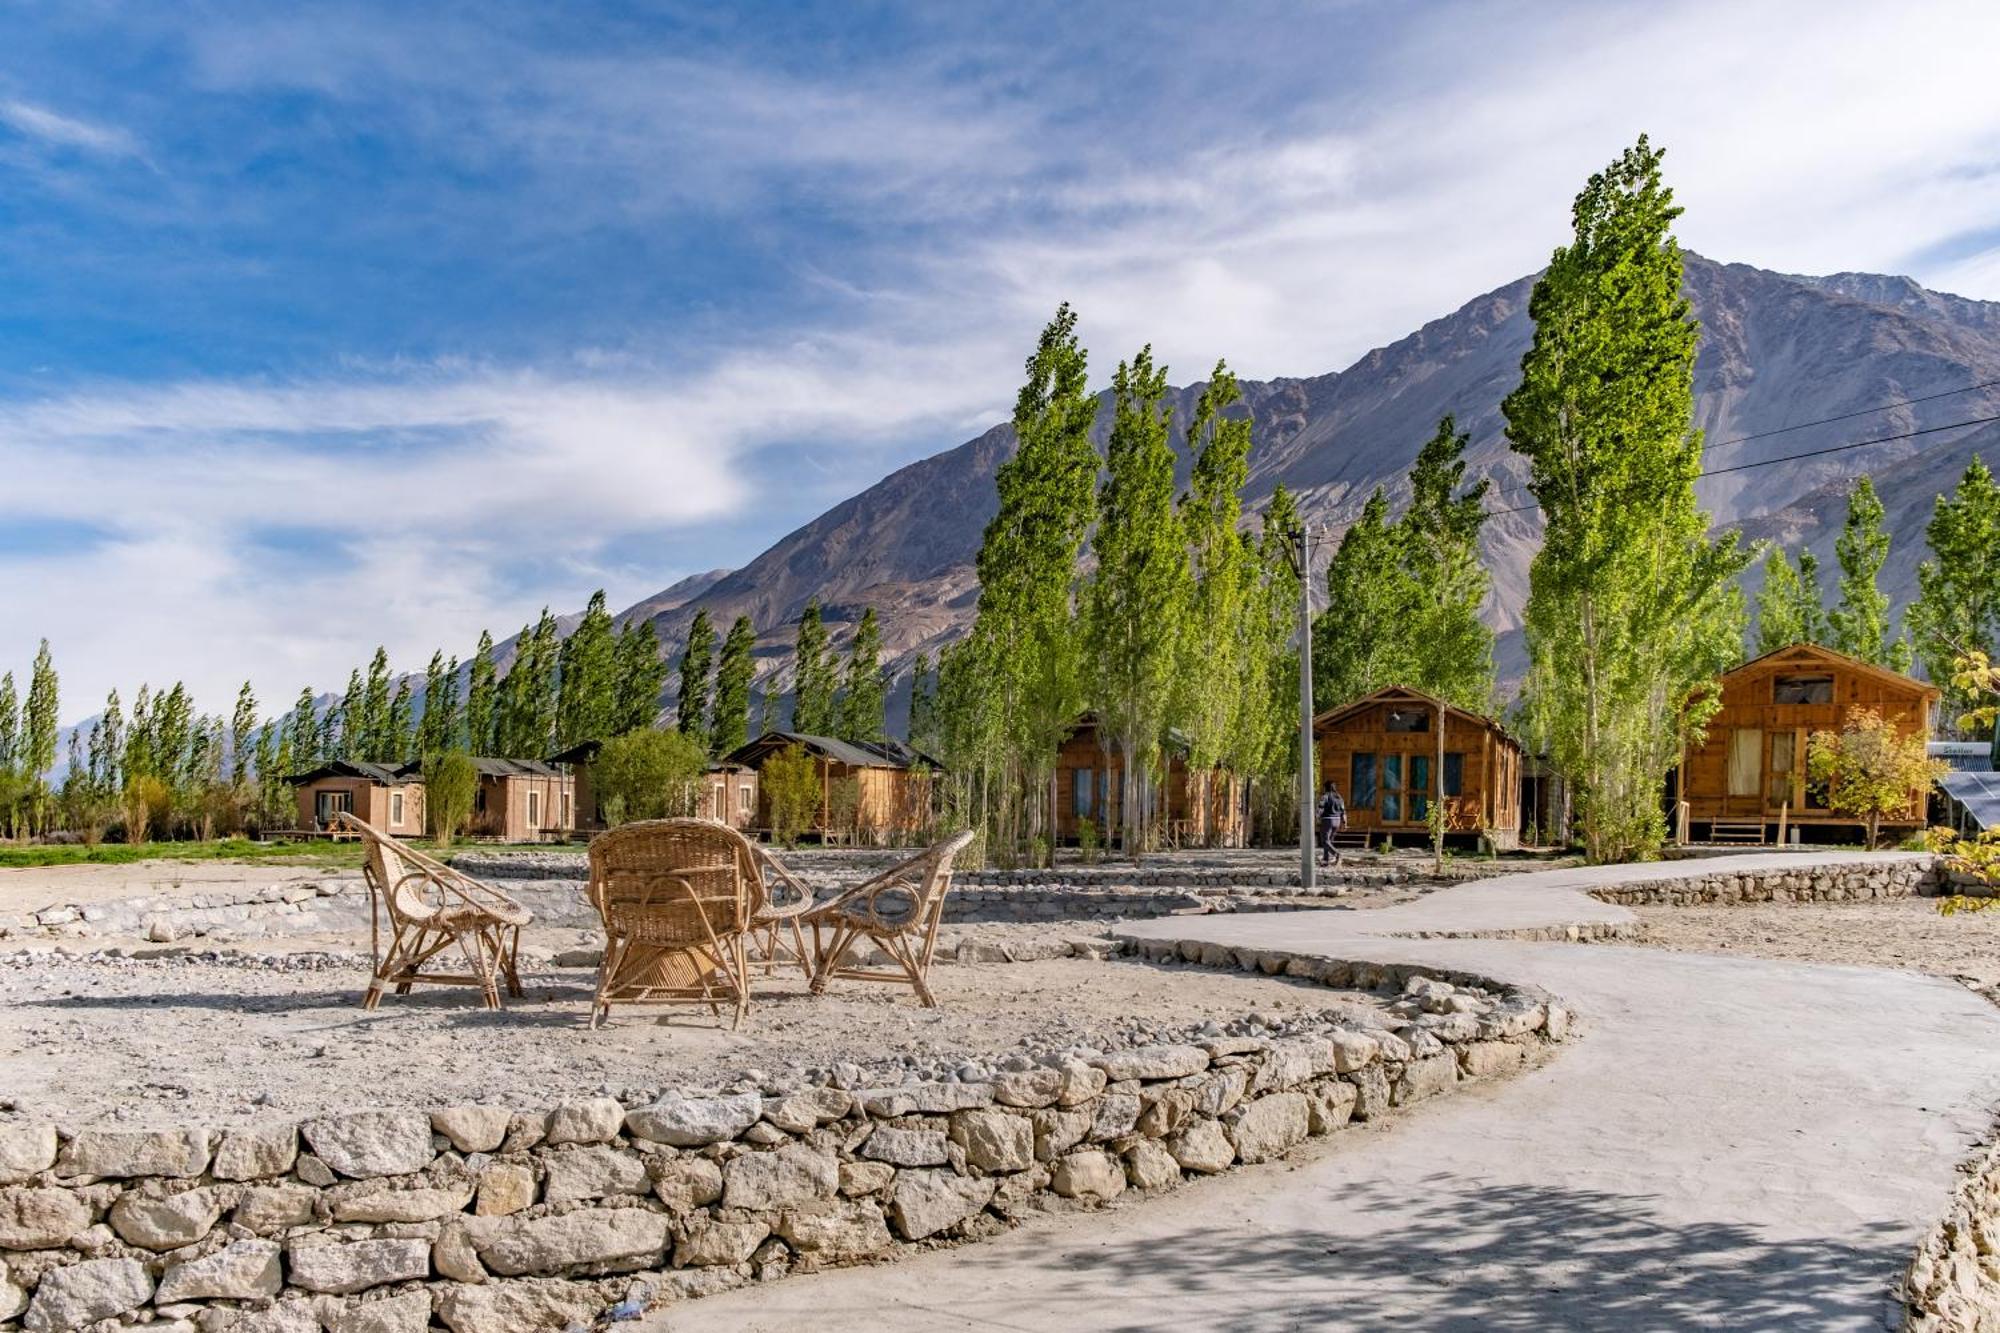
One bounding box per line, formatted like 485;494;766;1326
1296;524;1317;891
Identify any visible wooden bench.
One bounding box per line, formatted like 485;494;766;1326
1707;821;1766;845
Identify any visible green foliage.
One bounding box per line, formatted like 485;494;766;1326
417;651;461;757
825;775;861;844
1401;416;1496;710
906;651;938;756
1314;489;1410;706
1910;457;2000;728
676;607;717;746
555;591;619;748
338;669;363;759
762;741;821;847
359;647;392;760
592;727;708;824
1753;546;1829;653
230;682;258;787
286;687;319;770
465;631;498;753
423;750;478;845
1175;361;1253;776
495;610;560;756
710;615;757;757
22;639;59;831
839;608;887;742
1806;708;1942;848
385;681;412;760
1502;137;1750;864
791;600;838;735
1829;477;1910;670
1932;826;2000;913
611;618;669;734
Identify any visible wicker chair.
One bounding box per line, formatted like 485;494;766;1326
336;813;531;1010
747;845;817;979
586;819;758;1028
804;830;977;1008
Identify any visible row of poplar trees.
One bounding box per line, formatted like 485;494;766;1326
916;308;1303;863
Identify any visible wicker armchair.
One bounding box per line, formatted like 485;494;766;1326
586;818;758;1028
336;813;531;1010
805;830;977;1008
747;845;817;979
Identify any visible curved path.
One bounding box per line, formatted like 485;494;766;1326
657;853;2000;1332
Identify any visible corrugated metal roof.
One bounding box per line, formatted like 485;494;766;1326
283;760;420;786
724;732;938;771
1939;770;2000;831
470;757;565;778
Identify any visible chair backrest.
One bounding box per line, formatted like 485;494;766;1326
854;829;976;933
588;818;755;945
335;811;530;927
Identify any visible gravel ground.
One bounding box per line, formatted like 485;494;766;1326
0;945;1391;1130
1628;897;2000;989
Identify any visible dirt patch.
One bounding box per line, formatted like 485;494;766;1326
0;858;338;912
0;947;1392;1130
1627;897;2000;989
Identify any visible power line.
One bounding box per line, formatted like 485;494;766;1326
1483;410;2000;518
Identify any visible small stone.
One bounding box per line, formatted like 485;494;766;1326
213;1122;299;1181
474;1163;536;1216
543;1098;625;1145
1167;1118;1235;1173
1123;1140;1182;1191
296;1154;338;1187
286;1238;432;1294
434;1279;602;1333
774;1199;894;1259
0;1125;57;1185
722;1144;839;1210
1327;1029;1381;1073
1306;1081;1359;1134
433;1223;487;1283
862;1126;949;1168
472;1208;670;1277
1089;1092;1141;1141
57;1127;212;1179
22;1256;152;1332
0;1187;90;1249
989;1068;1063;1109
672;1216;770;1268
108;1188;222;1250
625;1094;763;1147
301;1112;436;1179
333;1183;475;1222
1091;1045;1209;1082
762;1087;853;1134
1227;1091;1311;1164
430;1107;513;1155
1458;1040;1527;1079
651;1157;724;1213
838;1160;894;1197
155;1238;283;1302
234;1184;319;1233
888;1170;996;1240
1054;1062;1107;1107
1050;1150;1126;1202
1392;1053;1458;1106
949;1109;1034;1173
331;1289;431;1333
1030;1109;1091;1162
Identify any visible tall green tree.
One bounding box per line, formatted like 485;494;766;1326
416;651;461;756
22;641;58;831
1400;416;1495;710
386;680;413;759
906;651;937;756
496;611;560;754
286;687;318;769
230;682;258;786
360;647;392;760
555;590;619;747
1503;137;1749;862
1910;456;2000;727
1753;547;1829;653
0;671;16;778
611;618;669;734
465;632;497;753
89;689;123;797
791;600;838;735
839;607;887;742
677;608;718;746
1083;345;1186;853
968;304;1100;861
338;669;364;759
1829;476;1909;669
1175;362;1255;787
1244;487;1306;843
1313;489;1415;706
710;615;757;757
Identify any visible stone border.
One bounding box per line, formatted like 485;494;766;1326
1584;857;1940;907
0;947;1566;1332
1906;1117;2000;1331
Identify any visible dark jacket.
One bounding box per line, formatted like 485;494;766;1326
1317;790;1346;829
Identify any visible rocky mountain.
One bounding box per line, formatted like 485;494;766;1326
609;254;2000;725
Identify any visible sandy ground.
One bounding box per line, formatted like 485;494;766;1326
1627;897;2000;989
0;949;1390;1129
0;859;341;911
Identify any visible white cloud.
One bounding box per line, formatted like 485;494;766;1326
0;99;138;156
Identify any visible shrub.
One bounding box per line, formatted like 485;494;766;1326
826;777;860;845
121;776;171;844
763;743;820;847
1806;708;1944;849
594;729;708;825
425;751;478;846
1078;817;1100;865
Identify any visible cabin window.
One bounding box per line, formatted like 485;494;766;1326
1384;708;1430;733
1443;752;1464;798
526;789;542;829
739;784;753;815
1350;754;1377;811
1072;768;1095;820
1381;755;1404;822
390;791;405;826
561;791;571;827
315;790;353;824
1727;729;1762;797
1773;674;1834;705
1766;731;1797;806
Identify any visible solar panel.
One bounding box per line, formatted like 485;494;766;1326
1939;770;2000;830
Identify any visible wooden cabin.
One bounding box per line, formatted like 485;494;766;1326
1054;715;1245;848
702;763;760;831
1680;642;1937;842
1313;687;1522;848
725;732;937;843
547;740;606;830
286;761;425;836
466;758;575;842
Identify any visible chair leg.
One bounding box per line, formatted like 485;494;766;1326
502;925;525;997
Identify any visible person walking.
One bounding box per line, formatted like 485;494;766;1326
1316;780;1346;867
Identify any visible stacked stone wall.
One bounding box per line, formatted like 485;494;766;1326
1587;857;1940;907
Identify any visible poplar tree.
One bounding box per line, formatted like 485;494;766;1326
1754;547;1829;653
339;670;364;759
969;304;1099;860
230;682;258;786
1175;363;1254;787
838;608;886;742
89;690;122;796
907;651;937;756
1829;476;1909;669
360;648;392;759
611;619;668;735
496;610;561;755
1504;137;1749;862
677;609;718;745
1401;416;1495;710
1910;457;2000;724
556;591;618;747
1313;490;1414;707
791;601;837;735
417;652;454;756
465;632;497;753
710;616;757;757
1083;345;1185;852
23;640;58;830
386;681;413;759
0;672;16;778
286;687;318;768
1246;487;1305;841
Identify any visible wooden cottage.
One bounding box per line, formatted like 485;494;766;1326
1679;642;1937;842
286;761;425;836
1054;715;1245;848
725;732;936;843
1313;686;1522;847
466;758;575;842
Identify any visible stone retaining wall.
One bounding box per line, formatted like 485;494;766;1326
0;953;1565;1332
1906;1122;2000;1332
1585;857;1942;907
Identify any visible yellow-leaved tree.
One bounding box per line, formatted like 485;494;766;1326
1805;708;1943;849
1934;650;2000;912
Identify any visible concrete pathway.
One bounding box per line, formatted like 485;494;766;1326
652;853;2000;1332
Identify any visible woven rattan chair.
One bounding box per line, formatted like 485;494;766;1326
336;813;531;1010
805;830;977;1008
586;818;758;1028
747;845;817;979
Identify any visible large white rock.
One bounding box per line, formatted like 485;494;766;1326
672;1216;769;1267
474;1163;536;1216
624;1094;762;1147
233;1184;319;1233
1226;1091;1311;1164
887;1170;996;1240
1091;1044;1209;1082
722;1143;839;1210
541;1146;649;1204
0;1125;56;1185
56;1127;211;1179
301;1112;436;1179
331;1288;433;1333
155;1238;283;1302
861;1126;948;1167
430;1106;512;1154
108;1188;222;1250
22;1256;152;1332
212;1122;299;1181
1050;1149;1125;1202
762;1087;854;1133
1327;1029;1381;1072
988;1068;1063;1109
542;1098;625;1145
471;1207;669;1276
0;1187;90;1249
332;1184;475;1222
774;1199;894;1259
434;1277;602;1333
1168;1117;1235;1173
1123;1140;1182;1191
651;1157;723;1213
286;1238;432;1295
948;1109;1034;1172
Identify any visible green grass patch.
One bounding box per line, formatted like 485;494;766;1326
0;837;581;871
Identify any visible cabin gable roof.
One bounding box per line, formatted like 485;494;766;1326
1721;641;1939;700
1311;685;1518;746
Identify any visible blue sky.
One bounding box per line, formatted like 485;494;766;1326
5;1;2000;722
